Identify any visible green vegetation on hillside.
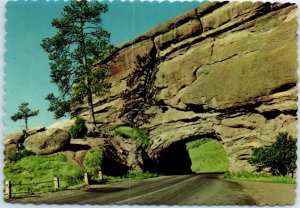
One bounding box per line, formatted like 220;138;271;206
83;148;103;178
8;150;35;163
4;153;84;195
4;148;159;197
224;172;296;184
186;138;229;173
114;126;152;148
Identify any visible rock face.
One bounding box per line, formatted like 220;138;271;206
47;119;75;131
73;2;298;173
23;128;71;155
102;136;150;175
4;132;25;146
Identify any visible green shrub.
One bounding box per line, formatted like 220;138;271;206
8;149;35;163
83;148;103;177
114;126;152;149
69;116;88;138
248;132;296;177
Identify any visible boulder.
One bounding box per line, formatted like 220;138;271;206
26;126;46;135
4;132;25;145
4;143;21;159
23;128;71;155
62;150;87;168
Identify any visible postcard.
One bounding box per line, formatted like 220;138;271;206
3;0;298;205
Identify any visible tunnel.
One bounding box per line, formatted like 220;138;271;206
155;135;229;175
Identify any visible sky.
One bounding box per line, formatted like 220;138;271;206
4;0;202;135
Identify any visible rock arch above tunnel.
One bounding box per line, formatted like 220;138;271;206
73;1;298;173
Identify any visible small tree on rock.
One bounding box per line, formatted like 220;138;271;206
248;132;297;177
11;102;39;130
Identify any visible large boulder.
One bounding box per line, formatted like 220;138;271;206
4;127;45;159
62;150;88;168
23;128;71;155
4;132;25;145
4;132;25;160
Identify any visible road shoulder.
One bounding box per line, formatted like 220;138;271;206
225;179;296;206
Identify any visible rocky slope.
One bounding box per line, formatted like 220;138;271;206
44;2;300;173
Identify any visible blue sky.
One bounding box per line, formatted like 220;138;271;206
4;0;202;134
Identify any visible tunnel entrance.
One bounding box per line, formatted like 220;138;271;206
155;137;229;175
156;140;192;175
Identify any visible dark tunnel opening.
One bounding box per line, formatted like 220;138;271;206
155;135;227;175
156;140;193;175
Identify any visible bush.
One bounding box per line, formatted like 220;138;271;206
248;132;296;177
69;116;88;138
83;148;103;176
114;126;152;149
8;150;35;163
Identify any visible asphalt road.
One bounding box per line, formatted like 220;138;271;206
10;174;294;205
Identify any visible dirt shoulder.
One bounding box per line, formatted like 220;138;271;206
229;179;296;205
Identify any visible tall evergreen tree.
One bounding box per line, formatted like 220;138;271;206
11;102;39;130
41;0;113;128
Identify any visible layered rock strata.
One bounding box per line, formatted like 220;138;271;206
73;1;298;172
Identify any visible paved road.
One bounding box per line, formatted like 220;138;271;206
10;174;293;205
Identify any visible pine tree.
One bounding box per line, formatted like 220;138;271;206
11;102;39;130
41;0;113;128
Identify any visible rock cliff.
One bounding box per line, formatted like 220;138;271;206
73;1;298;173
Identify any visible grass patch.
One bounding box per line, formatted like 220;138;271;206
114;126;152;149
83;148;103;177
224;171;296;184
186;138;229;173
186;138;212;150
4;153;85;196
104;171;159;183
